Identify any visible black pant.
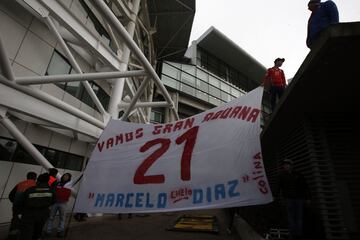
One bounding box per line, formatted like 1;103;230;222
9;207;20;232
270;86;285;111
19;211;49;240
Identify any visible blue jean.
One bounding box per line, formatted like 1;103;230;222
46;202;67;233
286;199;305;239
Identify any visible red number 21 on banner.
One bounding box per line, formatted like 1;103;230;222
133;126;199;184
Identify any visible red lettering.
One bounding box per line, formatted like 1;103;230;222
220;107;232;119
184;117;195;129
229;106;242;118
115;134;123;145
259;186;269;194
258;180;269;194
135;128;143;138
97;141;105;152
106;138;114;149
152;125;162;135
247;109;261;123
254;162;262;169
173;121;184;132
253;152;262;159
125;132;133;142
202;113;214;122
175;126;199;181
133;138;170;184
163;124;173;134
211;110;223;120
237;106;251;120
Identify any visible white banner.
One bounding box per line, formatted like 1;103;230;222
74;87;272;213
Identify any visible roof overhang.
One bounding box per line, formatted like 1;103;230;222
261;22;360;141
191;27;266;85
147;0;195;61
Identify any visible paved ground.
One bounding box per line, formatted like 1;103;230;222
0;209;241;240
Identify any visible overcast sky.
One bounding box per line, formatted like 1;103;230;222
189;0;360;80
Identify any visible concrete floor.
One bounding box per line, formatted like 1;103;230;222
1;209;241;240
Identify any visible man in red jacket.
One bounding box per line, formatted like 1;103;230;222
263;58;287;112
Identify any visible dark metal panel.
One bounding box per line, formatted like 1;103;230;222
259;22;360;240
147;0;195;60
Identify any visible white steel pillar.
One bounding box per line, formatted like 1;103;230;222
107;0;141;118
120;77;149;120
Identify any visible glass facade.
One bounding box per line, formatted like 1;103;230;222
196;47;257;91
150;110;164;124
161;61;245;107
0;137;84;171
46;50;110;110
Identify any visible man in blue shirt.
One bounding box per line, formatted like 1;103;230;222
307;0;339;48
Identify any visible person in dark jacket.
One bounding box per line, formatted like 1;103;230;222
17;173;56;240
7;172;37;239
307;0;339;48
278;159;310;240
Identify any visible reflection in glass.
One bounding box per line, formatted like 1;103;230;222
209;75;219;87
163;64;181;80
180;83;195;96
0;139;17;161
161;61;246;106
182;64;195;76
196;69;208;82
181;72;195;86
209;85;221;98
196;90;209;102
196;78;208;93
66;81;81;98
46;51;71;90
162;75;179;90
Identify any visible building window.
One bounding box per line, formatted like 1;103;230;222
62;153;84;171
150;110;164;123
0;137;84;171
46;51;72;90
79;81;110;109
162;63;181;80
161;75;179;90
46;50;110;110
12;145;44;166
0;138;17;162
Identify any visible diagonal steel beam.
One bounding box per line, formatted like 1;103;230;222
93;0;179;120
15;70;147;85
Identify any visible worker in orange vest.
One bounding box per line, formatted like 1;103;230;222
48;168;59;187
8;172;37;239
